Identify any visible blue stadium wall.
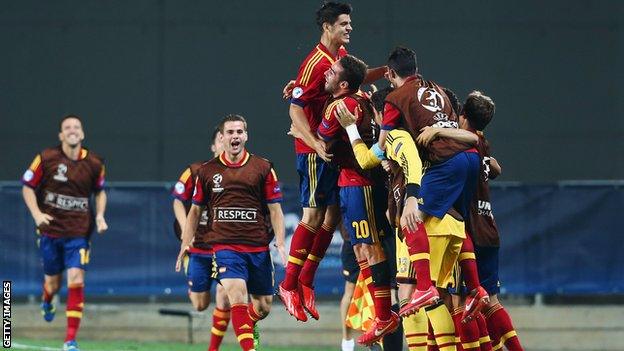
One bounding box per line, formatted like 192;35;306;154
1;182;622;298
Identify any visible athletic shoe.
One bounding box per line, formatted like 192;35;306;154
299;282;319;320
277;283;307;322
399;286;440;317
41;302;56;322
357;311;400;346
462;286;490;323
63;340;80;351
253;323;260;349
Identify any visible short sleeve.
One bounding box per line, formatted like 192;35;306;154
171;167;194;201
191;175;208;206
94;164;106;191
264;168;283;203
381;102;401;130
21;154;43;189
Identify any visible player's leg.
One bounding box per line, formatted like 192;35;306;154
379;227;404;351
209;284;231;351
477;246;523;351
39;235;64;322
187;253;213;311
215;249;255;351
450;294;481;351
340;238;359;351
62;237;90;351
459;235;489;322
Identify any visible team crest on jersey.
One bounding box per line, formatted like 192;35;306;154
53;163;68;182
292;87;303;99
417;87;445;113
212;173;224;193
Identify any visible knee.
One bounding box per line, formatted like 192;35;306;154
46;280;60;294
302;209;324;228
256;302;271;318
192;298;209;311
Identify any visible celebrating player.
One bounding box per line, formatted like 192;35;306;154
176;114;287;351
21;115;108;351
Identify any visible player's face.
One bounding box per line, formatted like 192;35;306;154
58;118;84;148
221;121;248;157
327;14;352;45
324;61;344;94
211;131;224;157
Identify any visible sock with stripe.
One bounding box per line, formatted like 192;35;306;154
382;303;404;350
208;307;230;351
369;260;392;321
452;307;479;351
401;301;428;351
425;300;456;351
427;321;440;351
42;282;54;303
283;222;317;290
404;224;433;291
65;283;84;342
299;224;335;287
248;302;266;322
485;303;523;351
458;235;480;291
231;304;255;351
475;313;492;351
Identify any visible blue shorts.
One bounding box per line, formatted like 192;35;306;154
297;153;338;207
475;246;500;295
419;151;480;219
187;253;216;293
214;249;274;296
340;185;390;245
38;235;90;275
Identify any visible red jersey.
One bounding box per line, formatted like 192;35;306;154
172;161;212;253
192;150;282;252
22;146;105;238
317;93;377;187
290;43;348;154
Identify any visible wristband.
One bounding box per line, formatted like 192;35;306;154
371;143;386;161
345;124;361;143
406;183;421;198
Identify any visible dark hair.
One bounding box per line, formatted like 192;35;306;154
338;55;367;92
211;127;221;146
463;91;495;131
442;87;461;116
59;114;83;131
370;86;394;112
387;46;417;78
316;2;352;31
218;114;247;133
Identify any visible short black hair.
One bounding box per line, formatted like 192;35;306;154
338;55;367;92
316;2;352;31
463;91;495;131
211;127;221;146
218;114;247;133
370;86;394;112
442;87;461;116
59;114;83;131
387;46;417;78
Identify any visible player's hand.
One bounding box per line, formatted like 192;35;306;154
34;212;53;227
335;101;358;128
416;126;441;146
381;160;392;172
364;84;378;99
401;196;423;232
313;139;333;162
275;242;287;267
95;215;108;234
287;123;303;139
175;245;189;272
282;80;296;100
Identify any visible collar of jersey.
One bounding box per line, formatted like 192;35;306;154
57;145;88;160
316;42;340;63
218;149;250;168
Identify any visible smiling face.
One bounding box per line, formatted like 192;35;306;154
324;60;345;95
58;117;84;148
325;14;352;46
220;121;248;158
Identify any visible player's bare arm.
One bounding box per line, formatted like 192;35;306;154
94;190;108;234
22;185;53;226
289;104;332;161
176;204;201;272
363;66;387;84
268;202;287;267
416;126;478;147
282;79;296;99
489;156;502;178
172;199;187;234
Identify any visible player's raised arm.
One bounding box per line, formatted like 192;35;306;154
335;101;384;169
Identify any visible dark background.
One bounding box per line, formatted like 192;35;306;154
2;1;622;183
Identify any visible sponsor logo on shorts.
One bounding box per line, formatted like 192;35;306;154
44;192;89;212
213;207;258;223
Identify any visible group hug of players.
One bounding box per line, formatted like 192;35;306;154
19;2;524;351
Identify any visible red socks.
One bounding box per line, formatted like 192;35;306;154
65;284;84;342
208;307;230;351
299;224;334;287
282;222;317;290
452;307;480;351
475;313;492;351
231;304;255;351
404;223;433;291
485;303;523;351
458;235;480;291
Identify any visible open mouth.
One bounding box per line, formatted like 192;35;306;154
231;141;241;148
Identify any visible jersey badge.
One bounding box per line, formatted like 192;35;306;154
174;181;185;194
53;163;68;182
292;87;303;99
212;173;224;193
23;169;34;182
417;87;445;113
